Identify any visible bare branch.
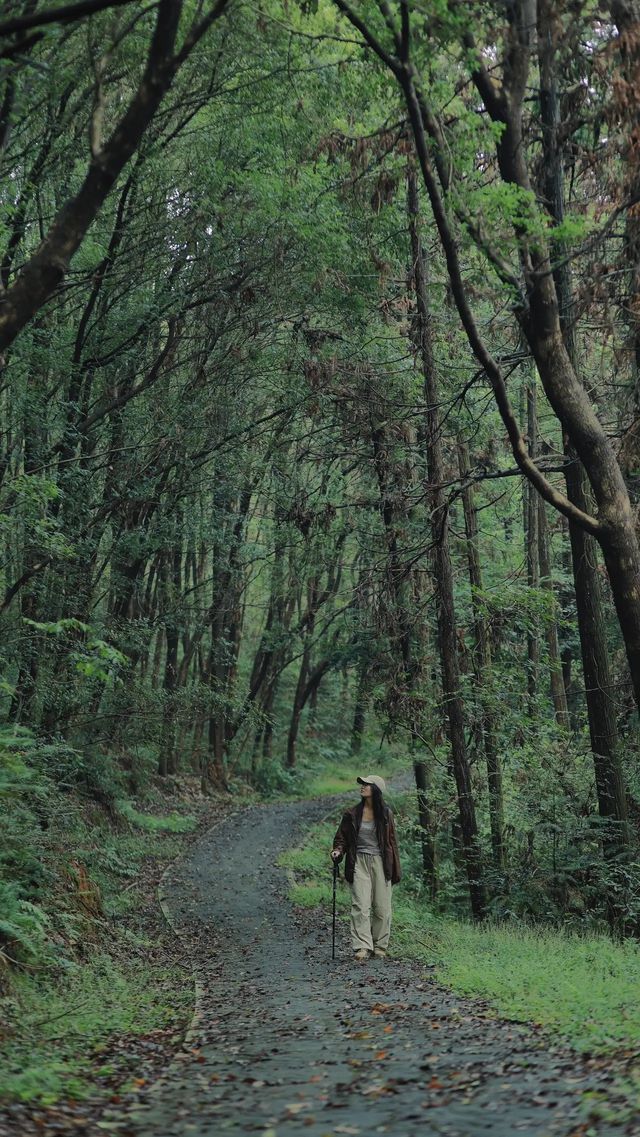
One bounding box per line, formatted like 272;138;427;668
334;0;399;73
0;0;139;38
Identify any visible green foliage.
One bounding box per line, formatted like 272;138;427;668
467;181;546;242
115;800;196;833
280;817;352;909
251;760;303;799
0;882;50;962
548;213;592;245
0;732;54;964
23;619;128;684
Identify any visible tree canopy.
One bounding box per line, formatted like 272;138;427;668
3;0;640;946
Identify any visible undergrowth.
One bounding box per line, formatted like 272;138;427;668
258;736;403;801
1;951;191;1105
0;726;207;1105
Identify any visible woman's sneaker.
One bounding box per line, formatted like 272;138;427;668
373;947;386;959
354;949;369;961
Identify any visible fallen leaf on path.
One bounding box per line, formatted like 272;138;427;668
361;1081;398;1097
285;1101;311;1114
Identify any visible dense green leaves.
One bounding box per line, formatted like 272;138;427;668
1;0;640;945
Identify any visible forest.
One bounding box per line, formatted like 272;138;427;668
2;0;640;1130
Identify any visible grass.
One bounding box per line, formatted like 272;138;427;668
115;800;198;833
280;751;405;801
0;952;191;1105
422;921;640;1055
248;725;408;802
281;807;640;1059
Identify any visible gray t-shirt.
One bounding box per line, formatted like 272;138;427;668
357;818;381;856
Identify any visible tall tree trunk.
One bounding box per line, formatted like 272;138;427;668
408;167;486;920
286;655;309;770
525;380;540;710
537;497;570;729
414;758;438;900
351;661;369;754
457;438;506;872
7;322;51;724
537;0;629;875
203;592;231;792
261;677;278;760
158;535;182;777
559;520;578;724
203;486;252;792
609;1;640;413
285;536;345;768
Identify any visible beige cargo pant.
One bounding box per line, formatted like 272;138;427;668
350;853;392;953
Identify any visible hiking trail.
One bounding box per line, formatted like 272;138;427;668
103;795;627;1137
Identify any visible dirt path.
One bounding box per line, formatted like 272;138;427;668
103;796;629;1137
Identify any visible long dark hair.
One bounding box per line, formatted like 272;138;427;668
356;784;386;850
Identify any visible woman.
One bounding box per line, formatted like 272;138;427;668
331;774;401;961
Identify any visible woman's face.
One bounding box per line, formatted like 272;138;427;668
360;783;373;800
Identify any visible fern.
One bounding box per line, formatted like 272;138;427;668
0;884;50;959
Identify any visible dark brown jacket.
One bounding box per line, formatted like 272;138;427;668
332;804;401;885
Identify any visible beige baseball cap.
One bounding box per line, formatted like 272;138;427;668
357;774;386;793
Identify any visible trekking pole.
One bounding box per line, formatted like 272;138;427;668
332;858;339;960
